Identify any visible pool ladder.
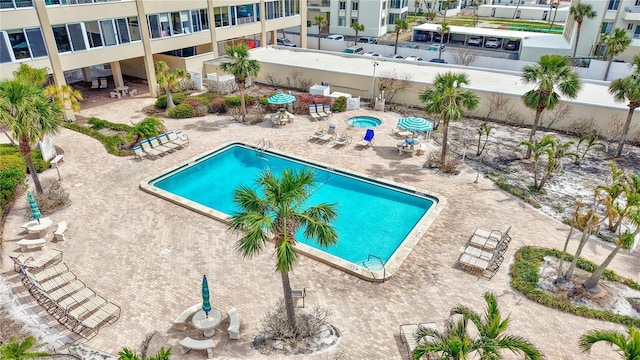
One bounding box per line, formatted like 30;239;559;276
255;139;271;158
360;254;386;282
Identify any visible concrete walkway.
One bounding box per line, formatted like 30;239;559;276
2;95;638;359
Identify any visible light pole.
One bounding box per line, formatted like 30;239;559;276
371;61;379;102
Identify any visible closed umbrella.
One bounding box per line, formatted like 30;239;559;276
267;93;296;105
201;275;211;318
27;192;42;224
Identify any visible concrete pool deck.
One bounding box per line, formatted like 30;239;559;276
1;95;639;359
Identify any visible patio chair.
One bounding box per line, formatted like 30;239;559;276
9;249;63;272
392;127;412;138
74;302;121;338
140;140;163;158
316;104;330;118
308;105;321;121
90;79;99;90
400;322;437;356
168;130;189;147
133;146;147;161
356;129;375;148
52;287;96;318
316;124;337;142
149;136;173;154
99;78;108;89
158;133;181;151
331;133;352;148
308;127;326;141
323;105;333;116
64;294;108;326
468;228;502;251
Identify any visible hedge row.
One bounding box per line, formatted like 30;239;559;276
510;246;640;327
0;144;48;219
63;122;131;157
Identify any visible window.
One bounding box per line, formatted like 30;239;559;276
381;17;385;26
636;0;640;6
159;13;170;37
265;1;282;19
382;1;386;10
191;10;202;32
116;18;130;43
148;14;161;38
339;1;345;10
7;29;31;60
601;22;613;34
67;23;87;51
607;0;620;10
235;4;256;24
52;26;72;52
100;19;117;46
25;28;47;57
85;21;103;48
214;6;230;27
390;0;401;8
128;16;141;41
338;17;345;26
352;2;358;11
1;0;33;8
350;18;357;25
200;9;209;30
0;33;13;63
170;12;183;34
628;23;634;31
388;13;398;24
635;25;640;39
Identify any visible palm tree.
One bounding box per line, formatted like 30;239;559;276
154;61;190;110
394;18;408;55
314;15;327;50
521;54;582;159
350;21;364;45
412;317;483;360
451;292;543;360
118;347;172;360
0;336;50;359
220;44;261;123
583;230;636;292
519;135;555;190
569;3;597;59
601;28;632;81
419;72;480;164
437;22;449;60
127;116;167;145
579;326;640;360
609;54;640;157
0;78;62;193
228;169;338;335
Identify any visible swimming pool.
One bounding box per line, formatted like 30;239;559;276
347;116;382;128
142;143;440;281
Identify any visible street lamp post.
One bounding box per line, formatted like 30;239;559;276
371;61;379;102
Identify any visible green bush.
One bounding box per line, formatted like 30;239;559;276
333;96;347;112
182;98;208;117
30;149;49;173
224;96;241;108
258;97;269;105
0;154;26;173
168;103;195;119
172;92;187;105
0;144;18;155
86;117;131;132
63;123;130;156
156;95;168;109
0;168;25;207
88;117;109;130
510;246;640;327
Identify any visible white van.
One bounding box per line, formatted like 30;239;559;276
325;34;344;41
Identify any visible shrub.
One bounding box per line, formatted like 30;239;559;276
86;117;131;132
168;103;195;119
172;92;187;105
333;96;347;112
208;97;226;114
30;149;49;173
0;154;26;173
292;94;314;114
0;144;18;155
34;178;71;215
155;95;168;109
88;117;109;130
258;97;269;105
181;98;208;117
0;153;26;211
224;96;241;108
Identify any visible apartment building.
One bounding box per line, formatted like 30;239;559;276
564;0;640;62
307;0;409;38
0;0;307;95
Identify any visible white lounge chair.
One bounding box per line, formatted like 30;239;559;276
140;140;163;158
331;133;352;148
316;104;329;118
9;249;63;272
133;146;147;161
308;105;321;121
316;125;337;142
158;133;181;151
356;129;375;148
392;127;412;138
308;127;326;141
323;105;333;116
168;130;189;147
149;136;172;153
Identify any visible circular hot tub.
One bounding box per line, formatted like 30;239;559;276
347;116;382;128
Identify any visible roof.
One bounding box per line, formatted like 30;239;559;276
243;47;625;110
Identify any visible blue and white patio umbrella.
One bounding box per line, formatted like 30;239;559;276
267;93;296;105
202;275;211;318
27;191;42;223
397;116;434;140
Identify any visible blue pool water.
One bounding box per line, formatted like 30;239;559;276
347;116;382;128
151;144;434;265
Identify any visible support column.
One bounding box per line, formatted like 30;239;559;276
207;0;219;56
270;30;276;45
33;0;65;87
110;61;124;87
135;0;158;97
81;68;92;82
300;0;308;48
260;0;267;47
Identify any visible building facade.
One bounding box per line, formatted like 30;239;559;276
0;0;307;95
564;0;640;62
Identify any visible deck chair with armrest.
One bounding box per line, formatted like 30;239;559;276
9;249;63;272
323;105;333;116
316;104;330;118
158;133;181;151
356;129;375;148
149;136;173;153
140;140;163;158
331;133;352;148
308;105;321;121
168;130;189;147
316;124;337;142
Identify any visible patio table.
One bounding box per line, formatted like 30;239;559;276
192;309;222;337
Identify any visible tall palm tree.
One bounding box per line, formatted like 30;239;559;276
569;3;597;59
228;169;338;335
583;230;636;292
0;78;62;193
601;28;632;81
154;60;190;110
350;21;364;45
609;54;640;157
437;22;450;60
451;292;543;360
579;326;640;360
314;15;327;50
118;347;172;360
220;44;261;123
412;317;483;360
0;336;50;359
127;116;167;145
394;18;409;55
419;72;480;163
521;55;582;158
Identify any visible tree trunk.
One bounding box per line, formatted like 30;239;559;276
555;226;574;284
394;31;400;55
438;35;444;60
2;127;16;145
317;26;322;50
525;109;543;159
512;0;521;20
440;120;449;163
166;86;175;109
280;270;298;335
604;56;614;81
583;245;621;292
239;82;246;123
532;156;539;189
572;22;583;59
548;3;559;32
564;230;590;282
615;106;636;157
20;136;43;194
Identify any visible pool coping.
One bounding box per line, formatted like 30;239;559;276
140;141;444;282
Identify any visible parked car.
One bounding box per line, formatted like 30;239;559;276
358;37;378;44
276;38;296;47
432;33;449;42
405;56;424;62
504;39;520;51
405;44;420;49
427;44;445;52
363;52;382;57
484;38;501;48
413;31;431;42
467;37;482;46
429;58;447;64
325;34;344;41
391;54;404;59
343;46;364;54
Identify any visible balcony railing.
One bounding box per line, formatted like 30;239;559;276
308;0;330;7
624;6;640;13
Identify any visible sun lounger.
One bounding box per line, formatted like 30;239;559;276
169;130;189;147
26;269;76;294
356;129;375;148
316;125;336;142
179;337;216;358
331;133;352;148
53;287;96;317
140;140;163;158
308;105;321;121
74;302;121;338
9;249;63;272
227;307;240;339
392;127;412;138
65;294;108;325
400;322;437;356
158;133;181;151
463;245;494;261
24;263;70;283
316;104;330;118
149;136;172;153
323;105;332;116
458;253;490;274
309;127;326;141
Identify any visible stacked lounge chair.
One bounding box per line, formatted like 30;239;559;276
456;226;511;279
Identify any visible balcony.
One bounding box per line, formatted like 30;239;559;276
307;0;330;11
622;7;640;21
